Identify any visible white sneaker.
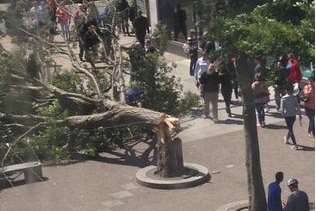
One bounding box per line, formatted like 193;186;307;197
291;145;298;150
284;136;290;144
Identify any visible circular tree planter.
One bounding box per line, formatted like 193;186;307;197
136;162;210;189
216;200;249;211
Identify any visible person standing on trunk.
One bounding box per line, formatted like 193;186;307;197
134;11;149;47
199;63;219;123
267;171;284;211
281;84;302;150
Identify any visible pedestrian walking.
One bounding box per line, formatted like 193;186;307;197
267;172;284;211
186;29;198;76
173;4;187;41
199;63;219;122
227;56;239;100
116;0;130;35
275;55;289;111
281;84;302;150
287;53;302;84
84;24;99;69
56;4;71;41
303;74;315;137
251;72;270;127
134;11;149;47
284;178;310;211
217;58;233;117
194;50;211;85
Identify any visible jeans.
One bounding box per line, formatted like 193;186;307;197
284;116;297;145
255;103;265;124
222;88;232;115
190;57;197;76
204;92;218;119
305;108;315;136
60;23;70;41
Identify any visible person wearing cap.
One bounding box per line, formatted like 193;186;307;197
284;178;310;211
199;63;219;122
267;172;284;211
303;74;315;137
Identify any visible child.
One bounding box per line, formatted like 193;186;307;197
281;84;302;150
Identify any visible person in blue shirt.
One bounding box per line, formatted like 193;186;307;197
268;172;284;211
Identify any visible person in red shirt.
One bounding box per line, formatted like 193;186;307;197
303;74;315;137
287;53;302;83
56;4;71;41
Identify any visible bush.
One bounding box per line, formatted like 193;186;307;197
178;91;201;115
128;47;183;115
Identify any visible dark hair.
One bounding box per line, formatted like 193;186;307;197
255;72;264;81
279;55;288;66
275;172;284;182
285;83;294;93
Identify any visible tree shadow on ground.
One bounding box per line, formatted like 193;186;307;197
0;176;48;190
77;138;158;168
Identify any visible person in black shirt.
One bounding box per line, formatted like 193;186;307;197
275;55;289;110
218;59;233;117
116;0;130;35
174;4;187;41
84;24;99;69
134;11;149;47
187;29;198;76
199;63;220;122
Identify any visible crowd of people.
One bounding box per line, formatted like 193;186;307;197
184;29;315;150
25;0;151;67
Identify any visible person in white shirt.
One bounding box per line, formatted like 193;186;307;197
194;50;211;85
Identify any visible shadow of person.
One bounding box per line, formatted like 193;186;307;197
296;145;315;151
216;119;243;125
264;124;287;130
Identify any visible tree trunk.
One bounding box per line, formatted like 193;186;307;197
156;137;184;177
237;54;267;211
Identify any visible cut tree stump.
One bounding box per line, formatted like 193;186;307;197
155;137;184;177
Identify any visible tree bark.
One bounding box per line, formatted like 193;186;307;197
237;54;267;211
155;137;184;177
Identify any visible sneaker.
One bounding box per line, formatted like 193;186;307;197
257;123;261;127
204;115;210;119
284;136;290;144
261;122;266;128
291;145;298;150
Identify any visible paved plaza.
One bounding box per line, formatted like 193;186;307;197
0;35;314;211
